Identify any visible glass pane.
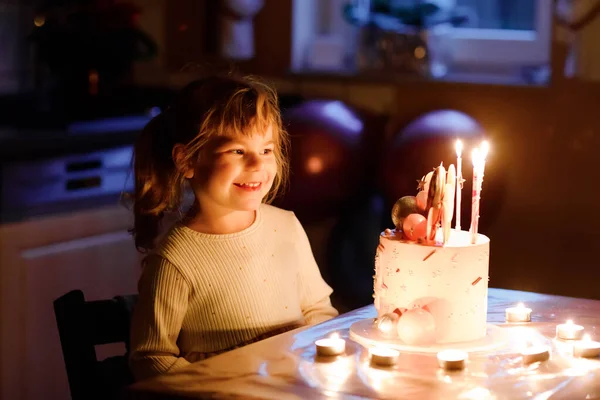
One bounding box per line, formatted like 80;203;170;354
456;0;536;30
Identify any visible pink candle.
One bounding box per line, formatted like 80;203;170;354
469;142;489;244
455;140;463;231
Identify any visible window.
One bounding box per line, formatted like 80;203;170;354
292;0;553;82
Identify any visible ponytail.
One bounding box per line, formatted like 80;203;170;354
130;110;184;252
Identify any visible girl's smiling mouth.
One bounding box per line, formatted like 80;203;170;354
234;182;263;191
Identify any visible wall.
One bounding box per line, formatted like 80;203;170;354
135;0;600;300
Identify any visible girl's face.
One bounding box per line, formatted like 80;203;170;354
191;124;277;216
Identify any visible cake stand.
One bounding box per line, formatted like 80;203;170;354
349;319;510;353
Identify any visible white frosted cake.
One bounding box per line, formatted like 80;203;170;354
374;229;490;344
359;152;492;347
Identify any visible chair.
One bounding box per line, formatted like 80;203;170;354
54;290;138;400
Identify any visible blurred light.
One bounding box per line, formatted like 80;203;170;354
306;157;324;175
414;46;426;59
148;106;161;117
178;23;188;32
34;15;45;27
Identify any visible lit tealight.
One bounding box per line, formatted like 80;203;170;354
370;346;400;367
556;320;585;340
315;333;346;357
437;350;468;370
573;334;600;358
505;303;532;323
521;345;550;364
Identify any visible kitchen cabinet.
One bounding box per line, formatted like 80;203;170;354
0;205;142;400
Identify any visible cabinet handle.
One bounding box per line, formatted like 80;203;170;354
65;160;103;172
65;176;102;191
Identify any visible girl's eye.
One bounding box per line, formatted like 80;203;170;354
230;149;244;155
262;149;274;155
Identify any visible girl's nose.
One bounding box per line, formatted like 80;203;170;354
246;153;264;171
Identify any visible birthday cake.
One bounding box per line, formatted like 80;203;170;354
368;146;491;347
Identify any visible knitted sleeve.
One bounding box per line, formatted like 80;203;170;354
291;214;339;325
129;255;191;381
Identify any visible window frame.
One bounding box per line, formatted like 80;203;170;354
291;0;553;73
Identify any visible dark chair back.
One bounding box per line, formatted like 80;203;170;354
54;290;138;400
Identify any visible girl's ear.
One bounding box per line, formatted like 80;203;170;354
172;144;195;179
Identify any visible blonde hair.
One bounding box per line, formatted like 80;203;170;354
130;74;290;252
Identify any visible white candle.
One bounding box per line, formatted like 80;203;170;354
469;143;489;244
455;140;463;231
370;346;400;366
505;303;532;323
469;148;482;244
437;349;468;370
556;320;585;340
521;345;550;364
316;333;346;356
573;334;600;358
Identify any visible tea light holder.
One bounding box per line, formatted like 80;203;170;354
437;349;468;370
556;320;584;340
573;334;600;358
369;346;400;367
315;333;346;357
505;303;532;323
521;345;550;364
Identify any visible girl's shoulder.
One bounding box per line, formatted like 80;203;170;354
260;203;295;219
259;204;304;235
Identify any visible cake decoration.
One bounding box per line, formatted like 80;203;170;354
363;141;492;347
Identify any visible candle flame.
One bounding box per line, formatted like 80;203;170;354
567;320;573;325
330;332;340;340
517;302;524;309
583;334;591;342
455;140;463;156
480;141;490;159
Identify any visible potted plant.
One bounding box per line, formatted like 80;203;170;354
343;0;470;77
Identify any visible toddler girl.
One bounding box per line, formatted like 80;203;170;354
128;74;338;381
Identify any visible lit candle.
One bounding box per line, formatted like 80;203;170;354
521;345;550;364
505;303;532;323
469;143;488;244
437;349;468;370
469;148;481;244
556;320;585;340
455;140;463;231
315;333;346;356
370;346;400;366
573;334;600;358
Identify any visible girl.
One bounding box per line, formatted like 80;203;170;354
128;74;338;381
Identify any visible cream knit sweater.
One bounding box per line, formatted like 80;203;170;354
129;204;338;381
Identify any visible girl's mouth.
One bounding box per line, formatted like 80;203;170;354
234;182;262;192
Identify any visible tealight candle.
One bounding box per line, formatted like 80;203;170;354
505;303;532;323
437;349;468;370
370;346;400;366
521;345;550;364
315;333;346;357
556;320;585;340
573;334;600;358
